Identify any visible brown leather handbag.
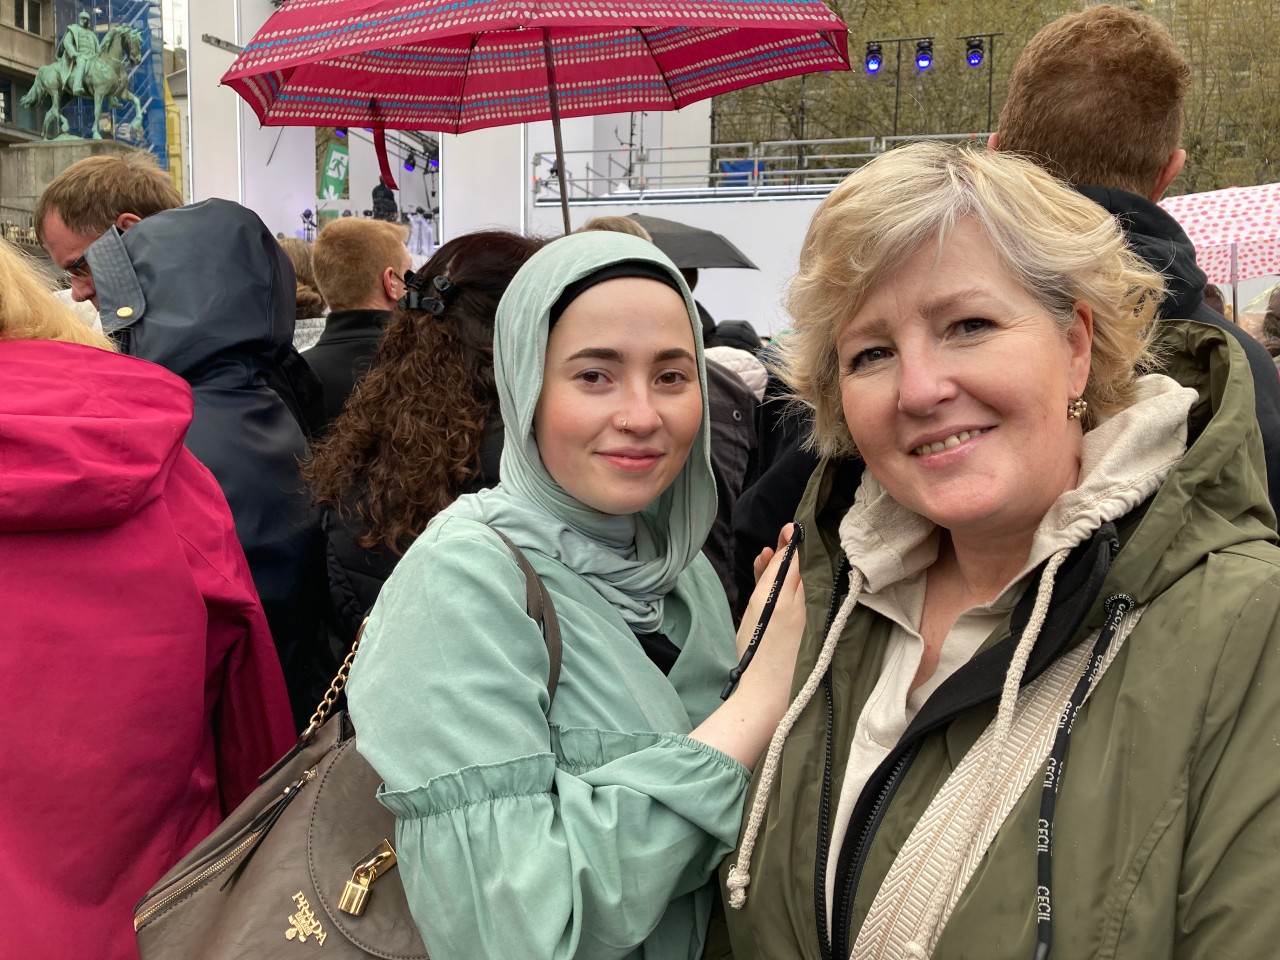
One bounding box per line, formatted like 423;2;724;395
134;530;562;958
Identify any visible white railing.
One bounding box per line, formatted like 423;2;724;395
533;132;989;204
0;205;38;247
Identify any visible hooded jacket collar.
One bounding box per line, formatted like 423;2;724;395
86;199;297;380
0;341;191;532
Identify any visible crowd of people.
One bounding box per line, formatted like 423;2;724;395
3;5;1278;960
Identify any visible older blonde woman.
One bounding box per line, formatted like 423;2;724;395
0;239;293;959
714;143;1280;960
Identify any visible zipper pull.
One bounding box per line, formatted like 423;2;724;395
338;840;398;917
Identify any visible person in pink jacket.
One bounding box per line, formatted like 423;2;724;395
0;239;296;960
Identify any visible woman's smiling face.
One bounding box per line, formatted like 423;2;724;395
534;276;703;516
836;219;1093;544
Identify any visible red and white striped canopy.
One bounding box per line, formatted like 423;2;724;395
223;1;851;132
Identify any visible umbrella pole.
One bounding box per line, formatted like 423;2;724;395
1231;241;1239;322
542;29;572;235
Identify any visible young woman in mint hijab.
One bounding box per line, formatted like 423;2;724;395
348;232;805;960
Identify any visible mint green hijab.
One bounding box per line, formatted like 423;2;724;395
439;232;717;632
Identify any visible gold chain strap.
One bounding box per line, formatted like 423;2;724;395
301;618;367;741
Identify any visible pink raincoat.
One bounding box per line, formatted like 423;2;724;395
0;340;295;960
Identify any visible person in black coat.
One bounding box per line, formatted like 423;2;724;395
85;198;326;726
302;230;544;691
306;217;414;433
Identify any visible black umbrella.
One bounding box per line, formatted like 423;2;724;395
628;214;759;270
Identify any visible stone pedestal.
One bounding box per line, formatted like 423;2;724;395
0;138;142;215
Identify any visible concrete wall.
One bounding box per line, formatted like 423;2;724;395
439;124;530;241
436;105;816;334
0;13;55;77
0;138;136;210
187;0;314;237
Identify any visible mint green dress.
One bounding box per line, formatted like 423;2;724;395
348;233;750;960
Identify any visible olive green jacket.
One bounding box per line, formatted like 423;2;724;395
714;321;1280;959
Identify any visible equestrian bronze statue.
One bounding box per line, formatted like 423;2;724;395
20;23;146;141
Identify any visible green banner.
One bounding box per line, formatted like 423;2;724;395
319;141;350;200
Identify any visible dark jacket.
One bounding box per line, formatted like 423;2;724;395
715;321;1280;960
705;358;758;616
730;361;821;619
730;188;1280;607
87;198;326;728
311;414;505;701
1077;184;1280;511
302;307;391;432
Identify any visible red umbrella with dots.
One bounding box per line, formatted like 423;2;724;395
222;0;851;232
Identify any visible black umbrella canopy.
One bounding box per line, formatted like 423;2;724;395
628;214;759;270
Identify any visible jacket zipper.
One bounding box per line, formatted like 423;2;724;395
832;744;920;958
814;556;849;960
828;532;1124;957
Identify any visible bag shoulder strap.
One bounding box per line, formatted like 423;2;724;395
299;525;563;743
490;528;562;702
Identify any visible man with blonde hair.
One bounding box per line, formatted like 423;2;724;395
306;216;412;431
993;3;1280;514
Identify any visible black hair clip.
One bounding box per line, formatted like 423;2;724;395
399;272;459;315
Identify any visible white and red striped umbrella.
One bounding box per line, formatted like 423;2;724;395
1160;181;1280;285
222;1;851;230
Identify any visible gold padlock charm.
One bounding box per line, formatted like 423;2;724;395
338;840;398;917
339;877;372;916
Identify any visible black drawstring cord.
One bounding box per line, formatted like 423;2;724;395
1033;593;1133;960
721;522;805;700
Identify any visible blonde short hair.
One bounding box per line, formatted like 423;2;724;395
576;216;653;242
780;143;1164;459
0;239;114;349
278;237;327;318
312;218;409;311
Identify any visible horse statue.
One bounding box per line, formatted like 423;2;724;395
20;25;146;141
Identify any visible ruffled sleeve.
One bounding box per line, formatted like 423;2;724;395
348;520;749;960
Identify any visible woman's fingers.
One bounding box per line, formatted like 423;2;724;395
753;523;797;582
752;546;775;583
738;526;803;656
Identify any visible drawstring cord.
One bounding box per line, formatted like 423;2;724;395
727;565;866;910
902;548;1071;960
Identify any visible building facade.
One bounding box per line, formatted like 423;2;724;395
1;0;54;145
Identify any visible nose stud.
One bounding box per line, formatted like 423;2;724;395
618;418;629;429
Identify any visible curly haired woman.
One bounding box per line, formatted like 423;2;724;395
303;230;544;670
